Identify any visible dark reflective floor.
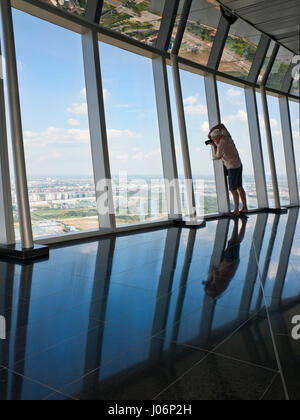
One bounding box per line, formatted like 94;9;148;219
1;209;300;400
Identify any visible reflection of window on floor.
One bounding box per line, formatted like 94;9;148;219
12;9;96;239
289;100;300;190
267;95;289;206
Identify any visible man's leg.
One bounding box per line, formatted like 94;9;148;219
231;189;240;215
238;187;248;213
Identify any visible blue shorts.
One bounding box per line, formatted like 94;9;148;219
227;166;243;191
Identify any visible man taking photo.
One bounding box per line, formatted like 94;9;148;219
208;124;248;217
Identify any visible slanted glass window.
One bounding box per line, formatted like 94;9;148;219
180;70;218;215
12;9;97;238
38;0;89;16
179;0;221;67
266;47;294;91
99;42;168;226
257;40;276;84
267;95;289;206
100;0;165;47
218;81;258;209
219;20;261;80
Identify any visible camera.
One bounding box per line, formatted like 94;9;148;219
205;137;214;146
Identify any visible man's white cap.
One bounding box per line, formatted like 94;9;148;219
211;129;223;138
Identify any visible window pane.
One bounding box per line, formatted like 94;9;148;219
256;92;275;207
168;0;185;51
266;47;293;91
290;78;300;97
100;0;165;47
38;0;89;16
99;42;167;226
257;40;276;84
218;81;258;209
289;100;300;191
179;0;221;67
219;20;261;80
267;95;289;205
180;70;218;215
13;9;97;238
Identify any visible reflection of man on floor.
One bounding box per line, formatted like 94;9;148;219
204;218;247;299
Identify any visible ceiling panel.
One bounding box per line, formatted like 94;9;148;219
217;0;300;54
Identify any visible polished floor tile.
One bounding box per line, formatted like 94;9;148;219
154;353;276;401
54;338;209;400
9;324;150;391
0;368;66;401
260;374;287;401
211;311;278;370
273;335;300;400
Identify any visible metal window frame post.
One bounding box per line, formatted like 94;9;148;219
244;86;269;209
153;55;182;220
82;30;116;230
0;0;33;250
279;95;300;206
0;41;15;245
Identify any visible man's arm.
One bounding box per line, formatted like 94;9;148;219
212;142;223;160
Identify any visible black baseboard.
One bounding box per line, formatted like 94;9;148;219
0;243;49;263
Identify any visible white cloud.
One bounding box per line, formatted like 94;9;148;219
183;95;198;106
67;88;111;115
67;118;80;126
144;148;161;159
270;118;278;129
67;102;88;115
223;110;248;124
80;87;111;101
226;88;242;98
103;88;111;101
200;121;209;133
107;129;141;140
24;127;90;147
183;94;207;116
184;103;207;116
293;130;300;142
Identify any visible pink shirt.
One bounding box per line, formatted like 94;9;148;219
215;134;242;170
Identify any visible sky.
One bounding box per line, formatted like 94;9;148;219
4;8;300;179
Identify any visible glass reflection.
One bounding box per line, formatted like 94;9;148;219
0;210;300;399
100;0;165;47
205;218;247;298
